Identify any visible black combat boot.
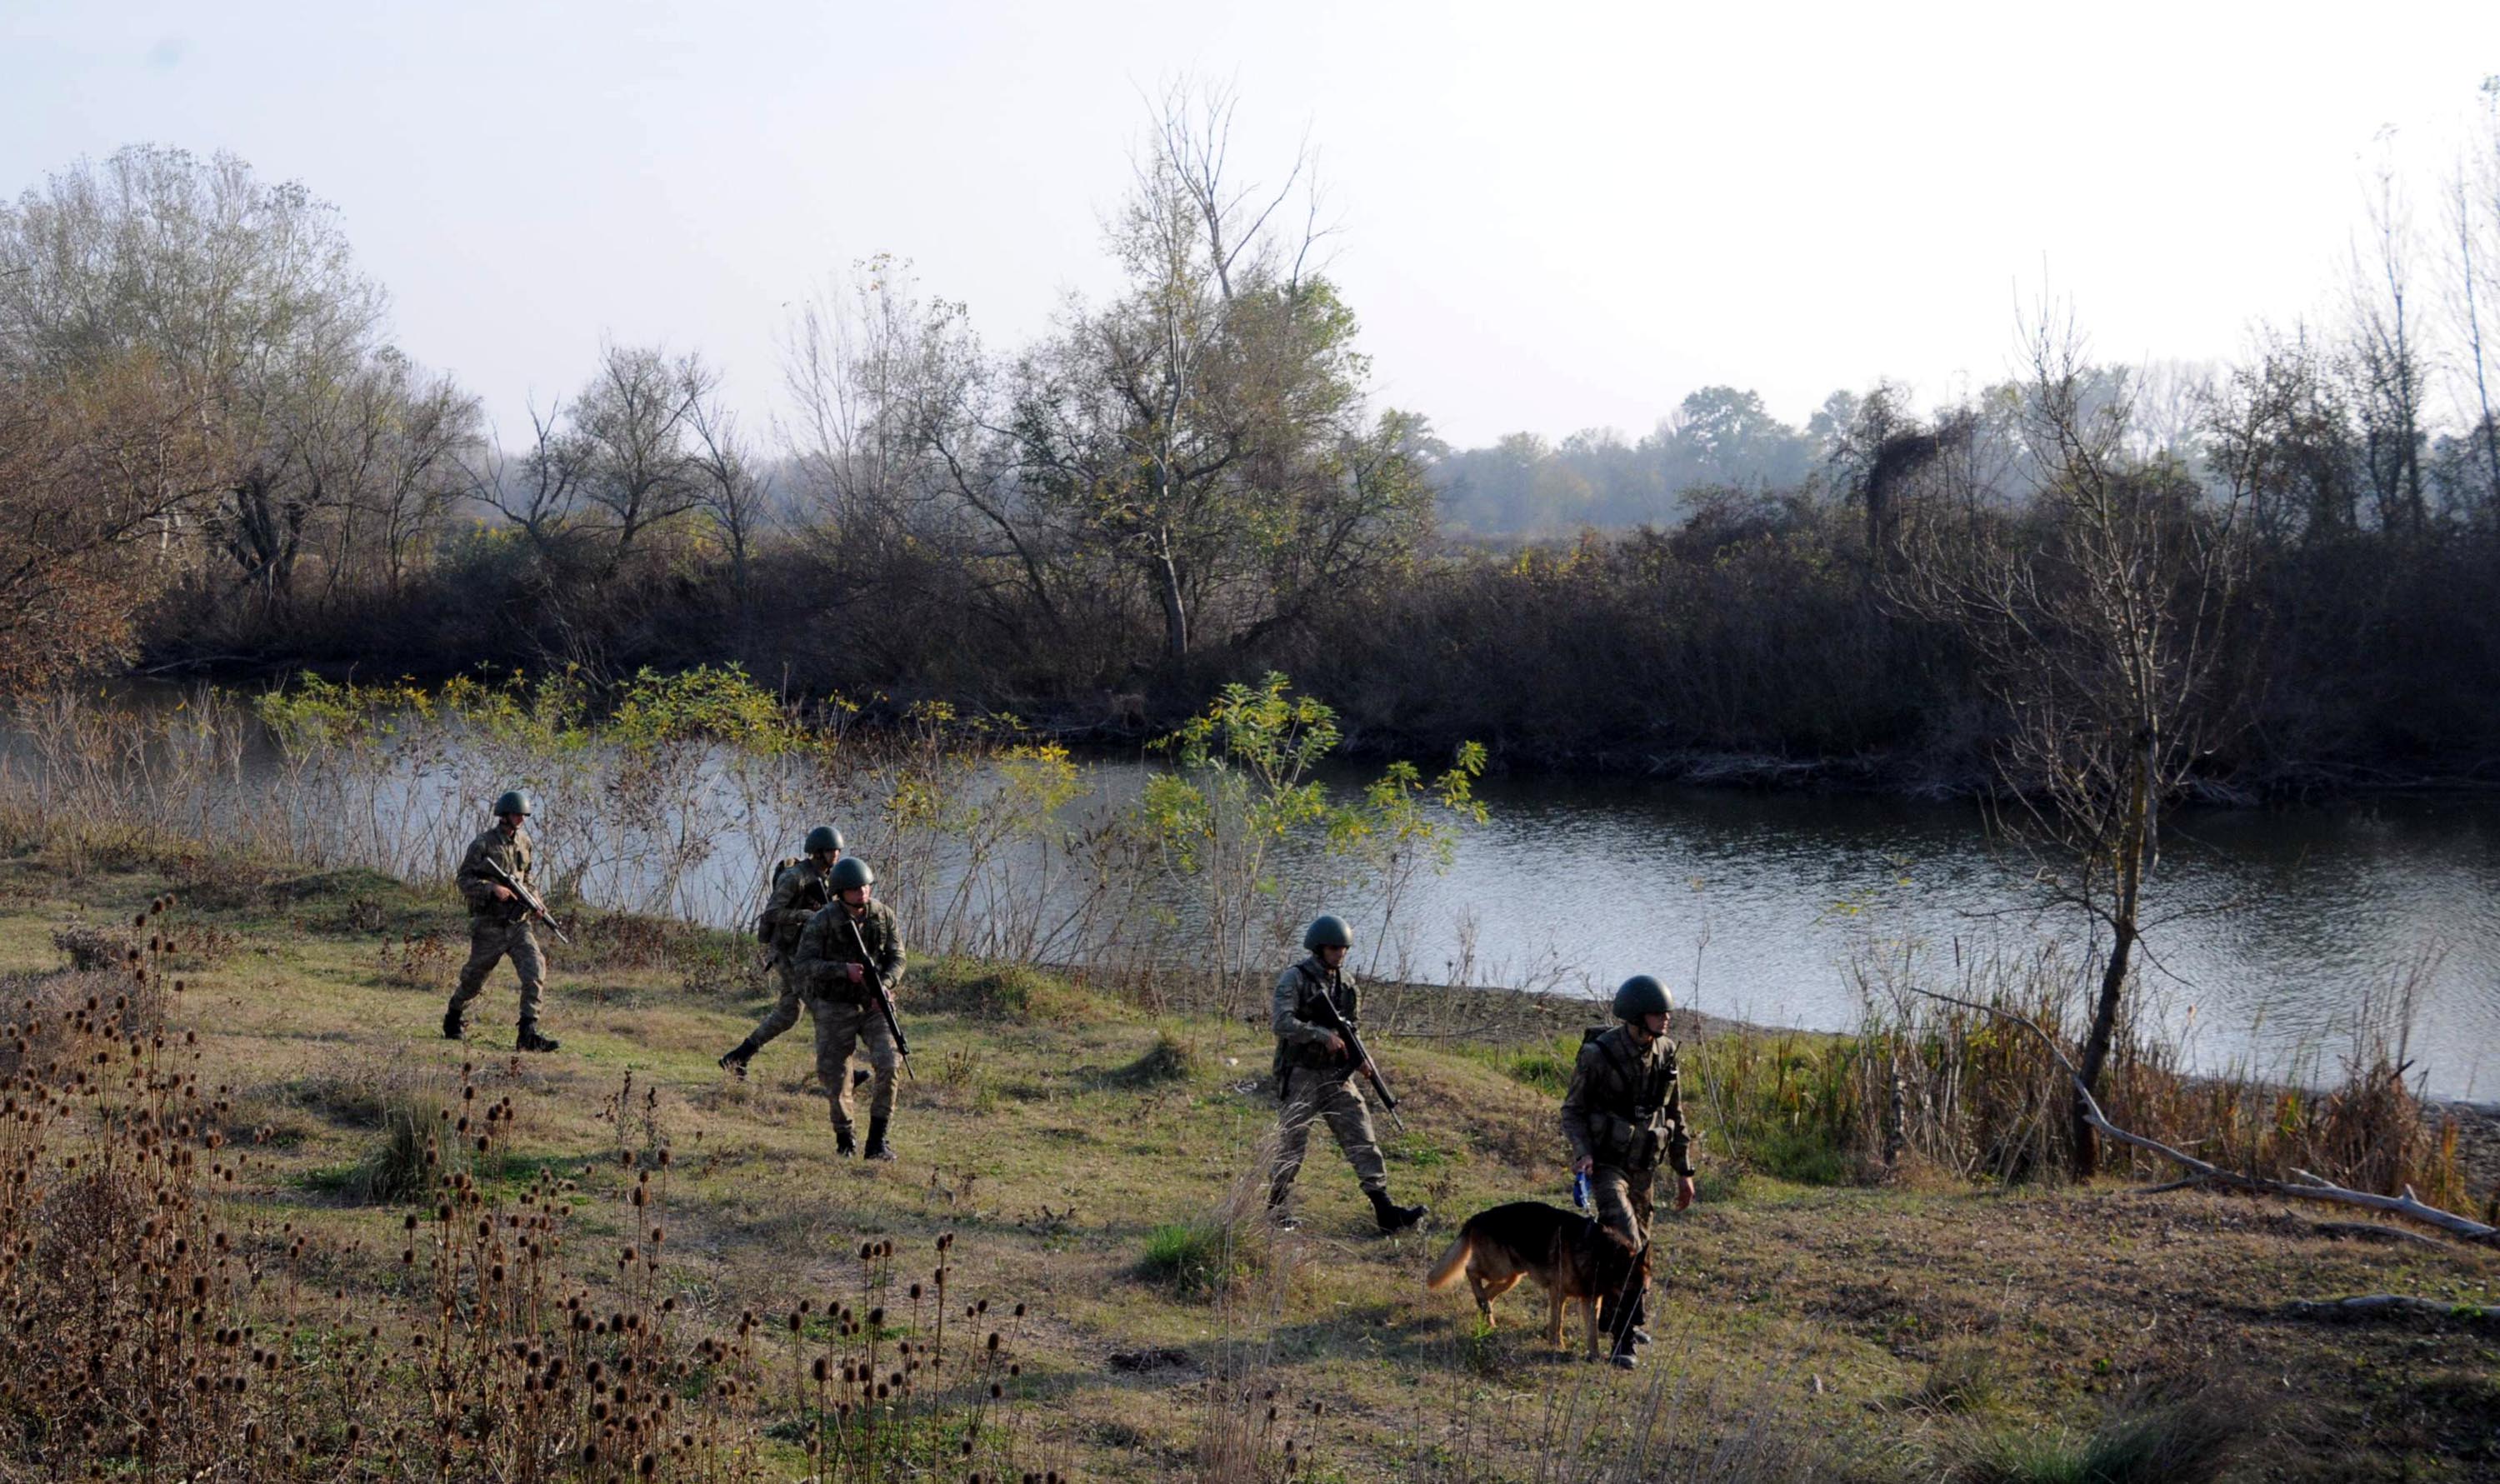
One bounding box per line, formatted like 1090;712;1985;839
1618;1290;1652;1348
717;1040;756;1077
442;1002;467;1041
833;1124;858;1157
862;1117;895;1162
1601;1284;1648;1366
1368;1187;1427;1233
1268;1180;1300;1231
516;1022;560;1053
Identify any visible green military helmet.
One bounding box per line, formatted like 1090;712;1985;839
1302;914;1353;951
830;857;875;892
803;825;845;856
492;789;533;818
1612;974;1672;1022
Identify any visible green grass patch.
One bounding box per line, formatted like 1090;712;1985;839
915;958;1100;1024
1741;1119;1858;1186
1385;1132;1461;1170
1138;1221;1251;1295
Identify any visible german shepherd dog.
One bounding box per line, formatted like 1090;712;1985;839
1424;1202;1648;1358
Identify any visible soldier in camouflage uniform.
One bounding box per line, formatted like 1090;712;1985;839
718;824;844;1077
791;857;906;1160
442;789;560;1052
1268;914;1428;1233
1560;974;1698;1368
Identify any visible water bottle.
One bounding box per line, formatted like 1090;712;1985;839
1572;1172;1592;1211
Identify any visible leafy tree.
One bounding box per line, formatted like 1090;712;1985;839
1005;83;1432;660
0;357;221;689
0;146;474;614
1138;672;1484;1009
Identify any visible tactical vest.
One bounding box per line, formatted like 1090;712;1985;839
466;829;535;921
1580;1025;1680;1170
804;903;898;1005
1274;962;1359;1083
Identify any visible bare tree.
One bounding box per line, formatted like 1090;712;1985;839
2346;134;2432;534
477;343;712;581
569;343;712;578
2447;77;2500;510
1891;308;2250;1177
781;257;1065;642
477;398;587;560
358;358;482;598
685;379;768;607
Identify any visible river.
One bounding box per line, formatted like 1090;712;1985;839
8;694;2494;1099
1341;773;2499;1102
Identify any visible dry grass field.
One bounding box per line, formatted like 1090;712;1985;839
0;848;2493;1481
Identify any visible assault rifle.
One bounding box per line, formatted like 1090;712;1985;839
1303;974;1403;1133
842;913;915;1082
482;857;573;947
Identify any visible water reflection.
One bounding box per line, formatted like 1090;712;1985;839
1368;776;2499;1101
8;692;2492;1098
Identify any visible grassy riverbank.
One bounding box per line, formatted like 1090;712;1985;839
2;847;2495;1481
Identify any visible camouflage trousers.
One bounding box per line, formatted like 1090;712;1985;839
1271;1067;1387;1194
1588;1162;1656;1248
1589;1162;1658;1344
738;955;808;1050
449;916;545;1024
810;994;898;1132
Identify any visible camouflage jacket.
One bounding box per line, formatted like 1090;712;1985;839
456;826;536;921
757;857;836;957
1560;1025;1695;1177
792;900;905;1004
1272;957;1361;1076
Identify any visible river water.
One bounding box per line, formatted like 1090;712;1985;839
9;697;2493;1099
1338;774;2500;1102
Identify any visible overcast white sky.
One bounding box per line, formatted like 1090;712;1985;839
5;0;2496;447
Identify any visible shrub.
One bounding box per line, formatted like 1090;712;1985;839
357;1096;452;1204
1118;1028;1205;1086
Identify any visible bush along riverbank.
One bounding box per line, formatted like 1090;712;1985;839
0;827;2493;1479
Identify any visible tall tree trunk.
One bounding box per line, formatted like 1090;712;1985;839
1153;536;1189;659
2072;729;2152;1178
2458;172;2500;502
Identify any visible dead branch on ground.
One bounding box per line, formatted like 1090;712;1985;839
1908;987;2497;1246
2281;1295;2500;1326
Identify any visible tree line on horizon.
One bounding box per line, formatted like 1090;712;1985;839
3;82;2499;796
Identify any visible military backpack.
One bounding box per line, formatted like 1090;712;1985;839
754;857;805;945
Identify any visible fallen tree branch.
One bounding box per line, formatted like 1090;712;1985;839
2281;1295;2500;1327
2308;1222;2448;1248
1908;987;2498;1247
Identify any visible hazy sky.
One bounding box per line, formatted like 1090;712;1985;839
6;1;2496;448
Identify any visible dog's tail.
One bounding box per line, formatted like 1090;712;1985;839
1424;1229;1473;1291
